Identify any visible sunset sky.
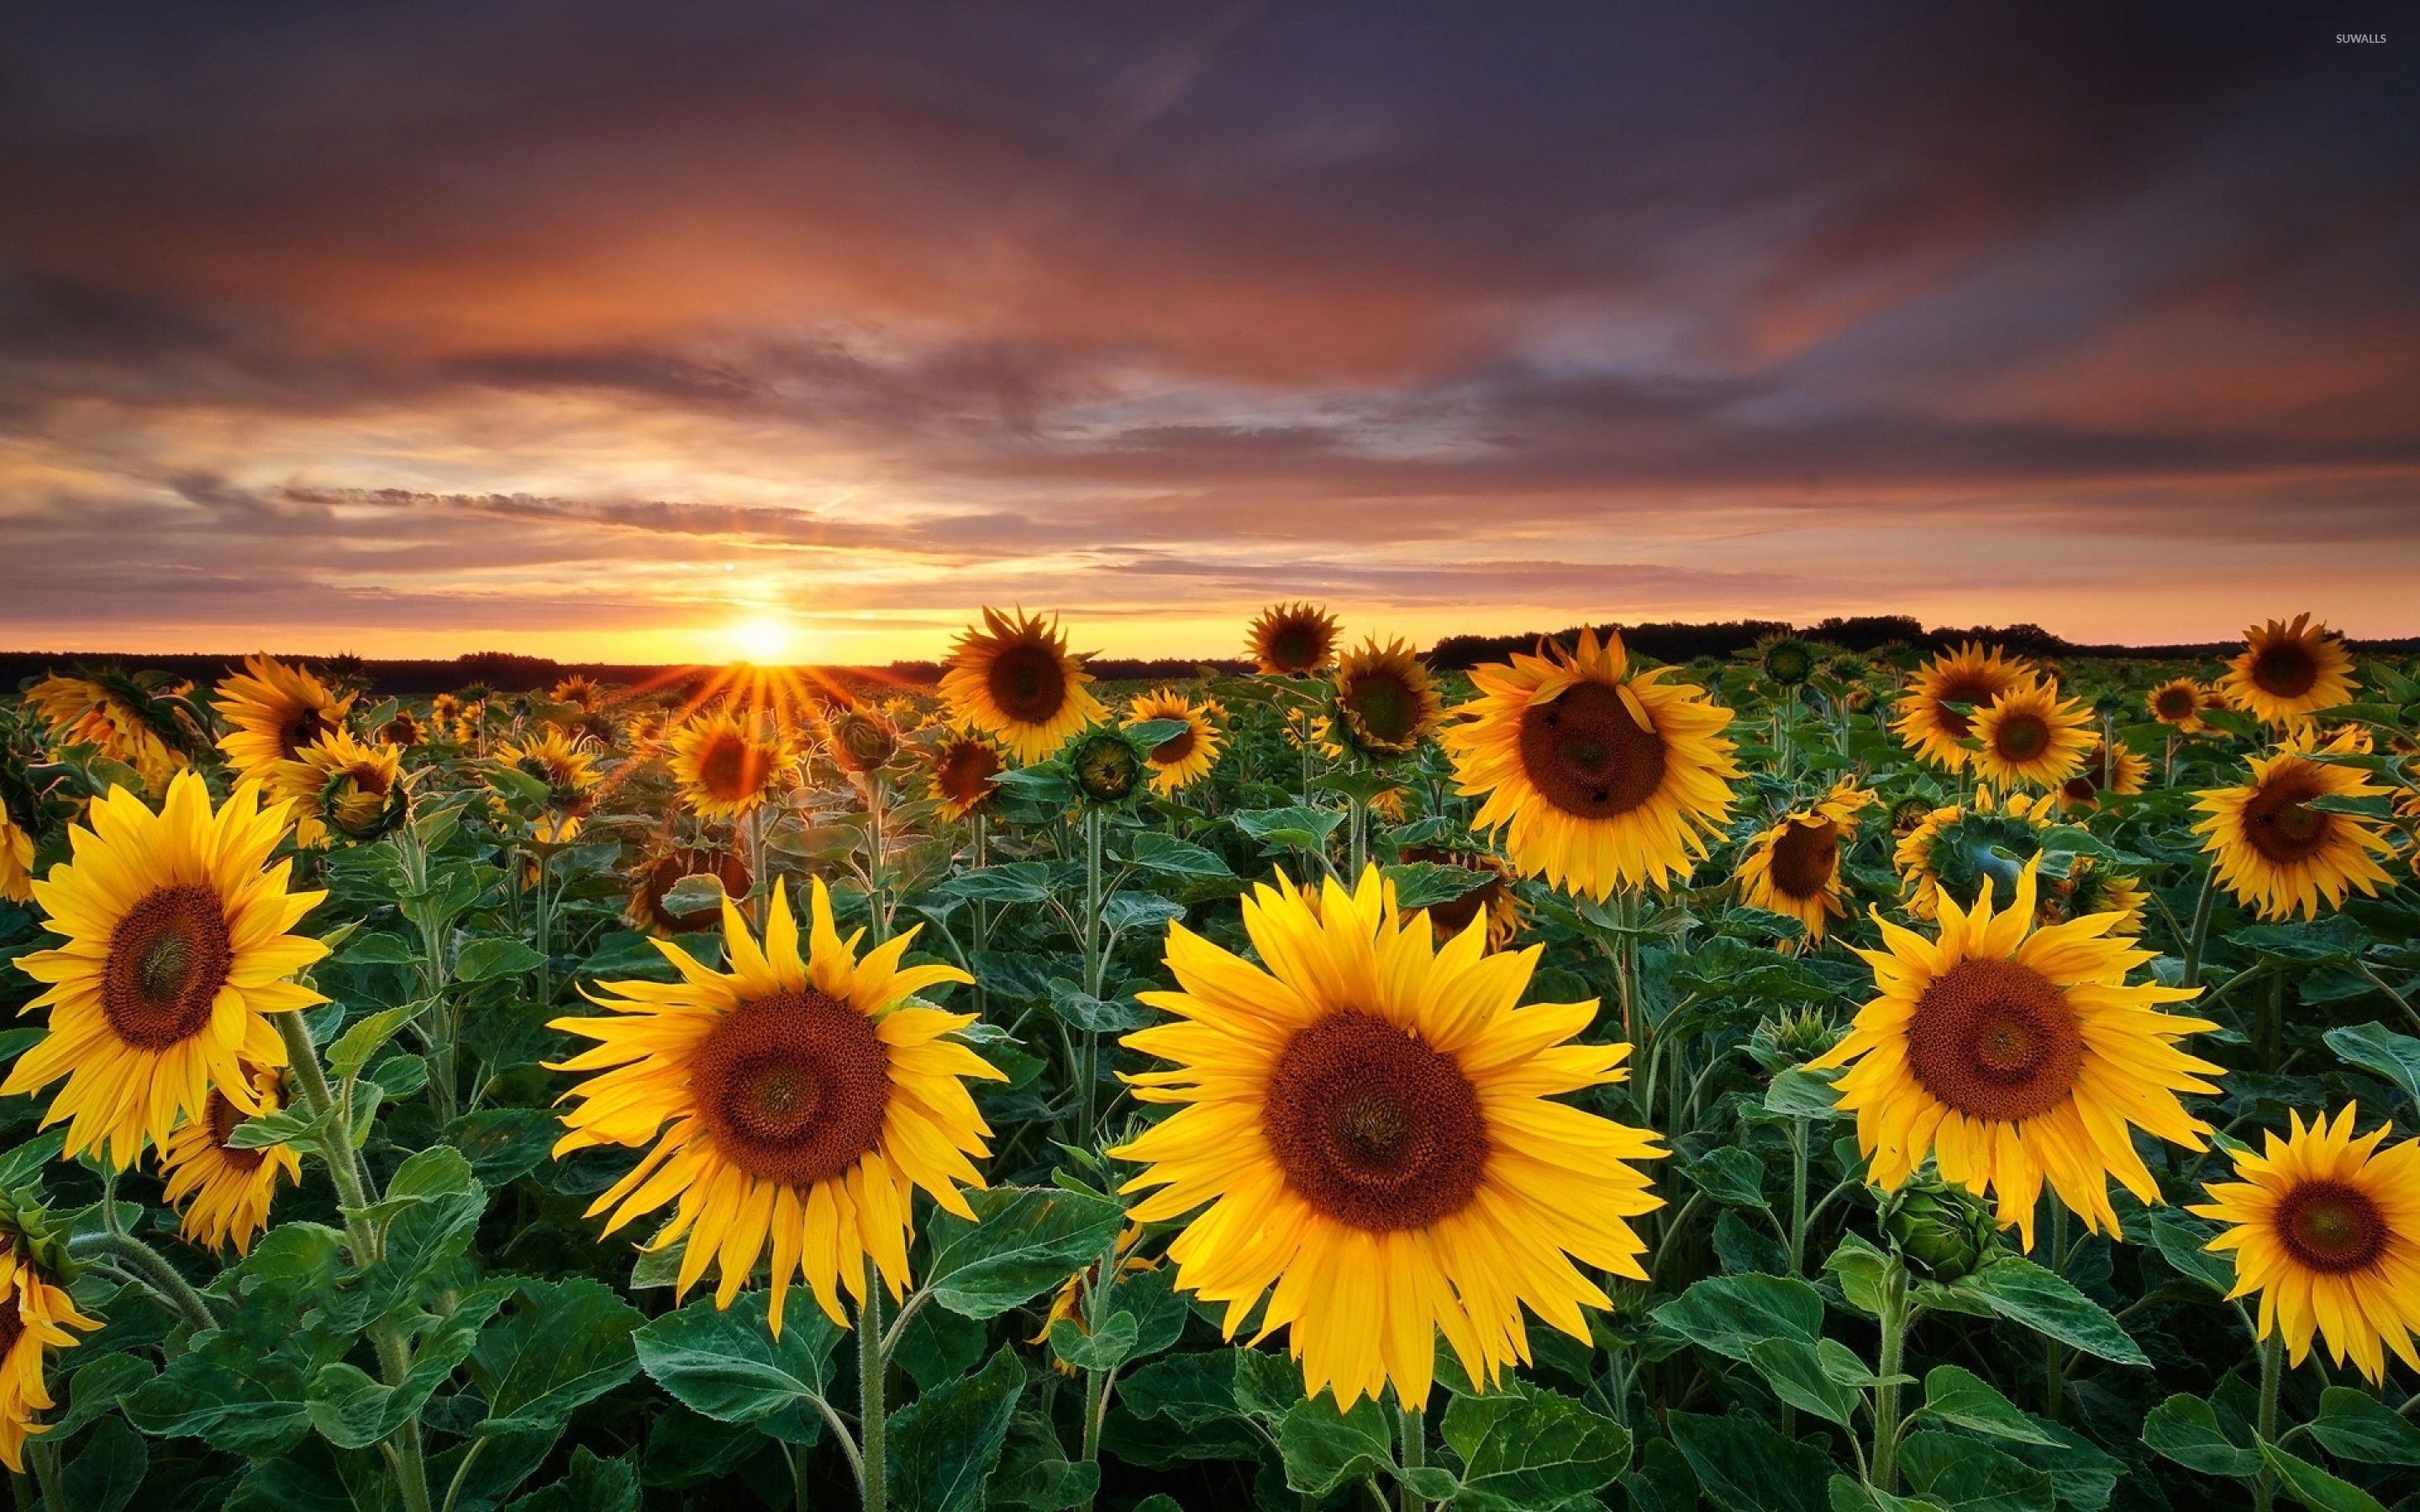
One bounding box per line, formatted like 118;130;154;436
3;3;2415;665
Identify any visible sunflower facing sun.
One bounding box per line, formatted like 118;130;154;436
1443;627;1739;899
6;772;328;1169
2147;678;2221;732
939;608;1105;764
2192;1106;2420;1384
1124;689;1224;794
666;710;798;822
1813;864;2220;1246
1323;638;1442;760
551;879;1002;1333
1734;781;1876;948
1891;643;2032;772
1113;868;1663;1408
1968;679;2095;790
2193;733;2397;920
1246;601;1342;676
213;654;355;784
2220;614;2358;727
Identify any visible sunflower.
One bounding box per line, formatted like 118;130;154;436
552;880;998;1331
2147;679;2220;732
2221;614;2358;726
1812;864;2218;1246
1124;690;1223;795
1324;639;1442;761
2039;858;2149;937
924;732;1006;823
627;844;755;936
1891;643;2032;771
158;1063;301;1255
939;608;1105;764
1896;786;2054;922
1113;868;1664;1409
0;801;31;906
1443;627;1739;899
1397;846;1523;951
1246;601;1343;676
1752;633;1821;688
0;1215;97;1473
213;655;354;784
2053;740;2151;813
431;693;463;725
2191;1107;2420;1383
24;673;195;788
1027;1223;1157;1376
5;772;327;1169
1968;680;2096;790
666;711;797;822
1734;781;1877;948
551;675;608;712
497;729;601;812
823;708;900;778
2193;734;2397;920
275;728;408;846
376;710;423;747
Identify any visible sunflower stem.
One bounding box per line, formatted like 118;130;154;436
274;1011;379;1260
2044;1203;2068;1421
1870;1255;1911;1495
1787;1117;1811;1275
1399;1404;1427;1512
22;1443;60;1512
71;1231;221;1334
865;773;891;945
1076;806;1106;1143
2254;1331;2285;1512
859;1258;889;1512
2181;864;2220;988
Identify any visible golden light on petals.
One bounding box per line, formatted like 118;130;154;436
2220;614;2358;726
1734;781;1876;948
1246;601;1341;675
0;1246;98;1473
1123;689;1224;794
159;1063;302;1255
1326;638;1441;759
1968;680;2096;790
2147;678;2219;732
213;654;354;783
923;732;1006;823
666;709;797;822
1891;643;2032;772
938;608;1105;764
2192;733;2397;920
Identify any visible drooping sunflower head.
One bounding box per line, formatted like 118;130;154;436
1735;781;1877;948
25;671;200;788
550;879;999;1333
5;772;327;1169
1113;867;1664;1408
923;732;1005;823
2222;614;2358;726
1969;680;2096;790
1895;786;2053;922
626;843;755;936
2192;1106;2420;1383
1891;643;2032;771
1246;601;1341;675
1123;689;1223;795
276;727;409;847
1396;845;1523;951
1753;633;1821;688
0;1193;99;1473
159;1062;302;1256
497;729;602;813
938;608;1105;764
666;710;797;822
2147;678;2216;732
823;708;901;778
1443;627;1741;899
2193;734;2397;921
0;799;32;907
376;709;423;747
213;654;355;782
550;675;608;712
1813;864;2219;1246
2054;739;2151;813
1325;638;1442;760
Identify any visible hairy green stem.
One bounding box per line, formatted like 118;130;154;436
1870;1259;1911;1495
71;1231;220;1334
2254;1331;2284;1512
860;1259;889;1512
1399;1404;1427;1512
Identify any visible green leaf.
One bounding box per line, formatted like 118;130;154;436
1125;832;1235;879
1666;1410;1833;1512
1232;806;1346;849
1824;1231;1893;1318
1744;1336;1866;1427
326;999;433;1079
1276;1394;1396;1498
922;1186;1123;1320
1765;1068;1843;1118
886;1347;1027;1512
1652;1272;1824;1361
339;932;421;965
1049;1311;1139;1373
1907;1364;2059;1447
469;1277;644;1437
1680;1144;1773;1210
934;864;1060;904
2307;1386;2420;1466
632;1290;844;1442
2141;1394;2262;1478
502;1447;641;1512
1102;891;1184;934
1382;861;1494;910
1936;1255;2149;1366
224;1105;326;1150
445;1106;562;1187
1445;1384;1629;1510
52;1353;154;1437
2322;1022;2420;1109
60;1416;144;1512
2144;1213;2233;1294
455;937;547;984
1897;1431;2055;1512
2260;1442;2389;1512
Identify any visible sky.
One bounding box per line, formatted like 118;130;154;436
2;2;2416;665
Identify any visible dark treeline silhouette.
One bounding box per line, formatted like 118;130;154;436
1427;617;2420;670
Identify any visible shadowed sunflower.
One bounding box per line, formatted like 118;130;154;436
276;728;408;846
1735;781;1877;948
1113;868;1664;1408
1027;1222;1157;1376
2039;858;2149;937
551;675;607;712
497;729;601;813
1324;639;1441;760
1397;846;1523;951
667;711;797;822
6;772;327;1168
25;672;198;788
0;801;30;906
1247;601;1342;675
2053;740;2150;814
1443;627;1739;898
1751;633;1821;688
1892;643;2032;771
213;655;354;784
939;608;1105;764
2194;734;2396;920
551;879;1000;1332
2192;1106;2420;1383
1969;680;2095;790
1812;864;2219;1246
923;732;1006;823
0;1200;97;1473
1896;786;2054;922
376;709;422;747
627;844;755;937
2147;678;2221;732
158;1063;301;1255
1125;690;1223;795
2221;614;2357;726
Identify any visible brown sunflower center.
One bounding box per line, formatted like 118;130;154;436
281;704;331;760
697;733;765;800
937;742;1002;807
1769;817;1840;900
2275;1179;2388;1274
2252;641;2319;700
1344;672;1422;748
2154;687;2196;720
692;990;891;1187
103;885;234;1051
1402;847;1500;936
987;642;1069;724
1933;675;1998;738
1906;958;2082;1122
0;1292;19;1361
1993;713;2050;763
1517;681;1666;818
1150;725;1197;765
208;1089;266;1173
2243;774;2331;865
1268;622;1326;674
1261;1011;1488;1232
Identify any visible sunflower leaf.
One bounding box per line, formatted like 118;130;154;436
2321;1022;2420;1109
1933;1255;2149;1367
923;1187;1124;1320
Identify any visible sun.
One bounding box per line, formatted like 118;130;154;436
725;615;797;665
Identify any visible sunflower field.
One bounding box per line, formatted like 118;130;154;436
3;606;2420;1512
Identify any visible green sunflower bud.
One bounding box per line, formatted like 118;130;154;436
0;1186;80;1285
1069;729;1143;806
1881;1180;2000;1281
828;710;900;776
